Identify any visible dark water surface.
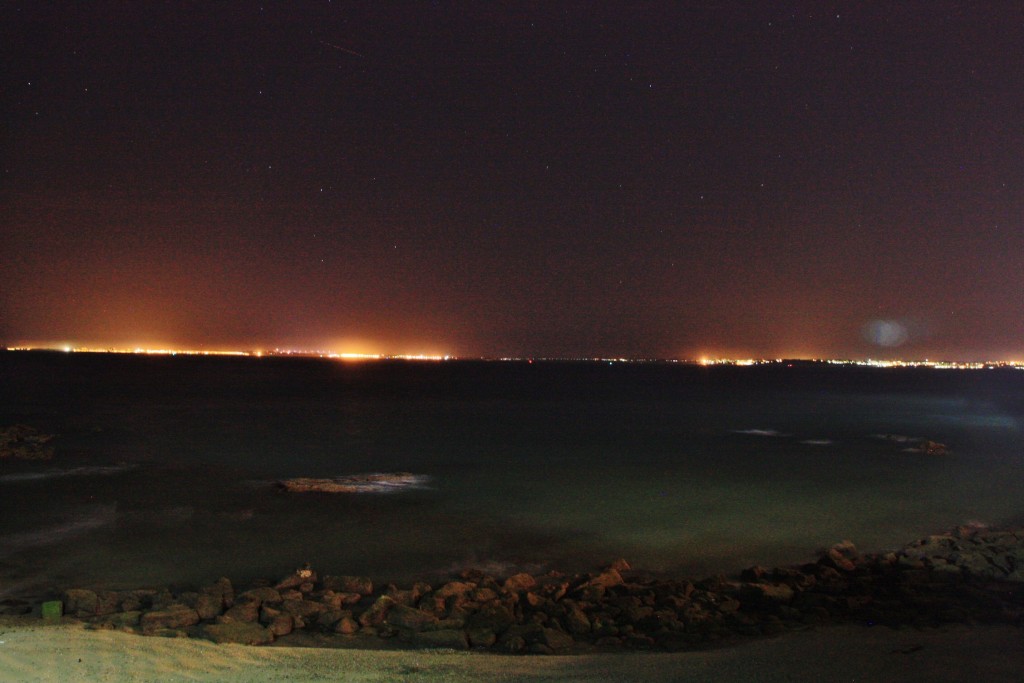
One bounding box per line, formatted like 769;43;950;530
2;352;1022;594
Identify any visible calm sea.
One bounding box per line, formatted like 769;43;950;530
2;352;1022;595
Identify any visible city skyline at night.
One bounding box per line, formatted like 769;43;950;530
4;4;1022;361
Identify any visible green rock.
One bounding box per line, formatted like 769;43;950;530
41;600;63;620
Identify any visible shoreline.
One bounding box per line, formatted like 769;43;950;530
3;526;1021;657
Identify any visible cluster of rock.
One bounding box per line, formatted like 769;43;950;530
52;526;1023;652
0;424;55;460
912;440;951;456
875;434;951;455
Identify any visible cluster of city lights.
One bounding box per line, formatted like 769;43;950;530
3;346;1022;369
2;345;451;362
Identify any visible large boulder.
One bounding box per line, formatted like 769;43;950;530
502;573;537;594
141;606;200;635
384;604;439;632
464;603;515;635
280;598;324;619
358;596;395;627
63;589;99;618
563;604;592;634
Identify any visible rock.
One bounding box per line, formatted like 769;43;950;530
502;573;537;594
715;598;741;613
464;603;515;635
358;596;395;627
199;622;275;645
334;616;360;635
916;440;951;455
821;541;859;572
275;566;318;591
39;600;62;619
741;582;795;604
203;577;234;608
435;581;476;600
195;593;224;620
321;575;373;595
573;569;624;601
471;587;499;603
467;627;497;647
280;598;324;619
412;628;469;650
316;591;345;610
105;611;142;629
117;590;155;612
93;591;120;616
141;606;200;635
0;424;56;460
277;473;426;493
268;613;294;636
149;590;177;611
385;604;439;632
221;601;260;623
563;604;591;634
235;587;282;606
541;627;575;651
384;587;415;606
949;551;996;577
63;589;99;617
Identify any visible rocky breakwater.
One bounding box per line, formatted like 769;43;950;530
49;526;1024;652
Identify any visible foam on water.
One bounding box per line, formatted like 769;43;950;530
0;504;117;556
0;465;135;484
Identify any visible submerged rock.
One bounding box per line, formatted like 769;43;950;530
915;440;951;455
0;425;55;460
276;473;429;493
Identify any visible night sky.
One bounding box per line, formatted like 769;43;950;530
4;3;1023;359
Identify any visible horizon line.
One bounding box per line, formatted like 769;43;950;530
3;345;1023;368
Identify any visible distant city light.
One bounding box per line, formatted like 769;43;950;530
2;346;1022;370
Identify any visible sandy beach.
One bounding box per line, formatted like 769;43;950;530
1;617;1021;682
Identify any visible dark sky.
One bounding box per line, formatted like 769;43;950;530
3;2;1023;359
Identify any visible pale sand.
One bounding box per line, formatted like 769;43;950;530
1;619;1021;682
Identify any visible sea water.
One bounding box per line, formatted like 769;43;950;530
1;352;1022;594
